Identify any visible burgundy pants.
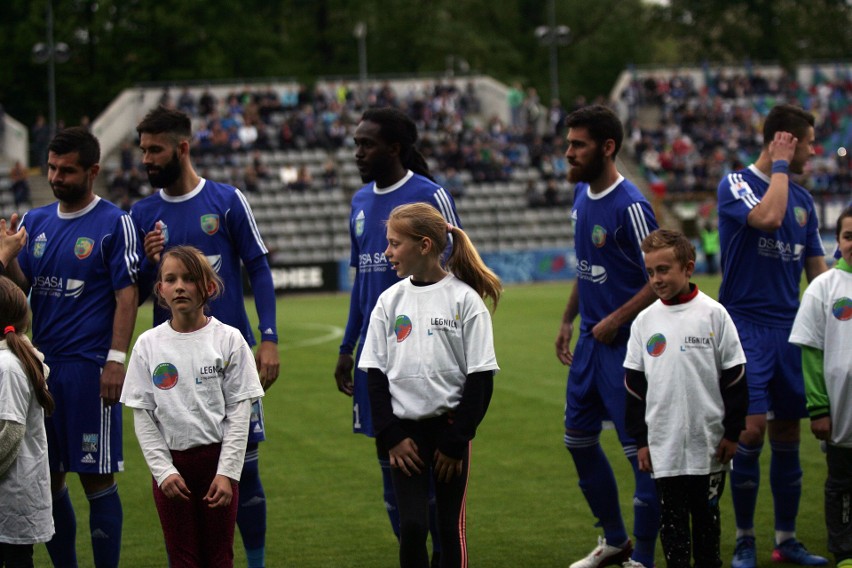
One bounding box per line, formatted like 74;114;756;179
152;443;238;568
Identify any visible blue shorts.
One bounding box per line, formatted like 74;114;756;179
248;399;266;444
564;332;632;444
352;341;375;437
45;360;123;474
733;318;807;420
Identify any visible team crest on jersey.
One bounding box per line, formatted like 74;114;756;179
81;433;99;453
153;362;179;390
200;214;220;235
833;297;852;321
646;333;667;357
355;210;366;237
794;207;808;227
33;232;47;258
74;237;94;259
591;225;607;248
730;179;753;199
394;315;413;342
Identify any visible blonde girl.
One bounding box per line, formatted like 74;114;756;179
359;202;501;568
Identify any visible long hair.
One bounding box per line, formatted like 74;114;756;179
155;246;224;313
361;107;435;182
0;277;54;415
387;203;502;310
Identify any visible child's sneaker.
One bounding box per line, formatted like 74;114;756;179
732;536;757;568
622;560;649;568
772;539;828;566
569;537;633;568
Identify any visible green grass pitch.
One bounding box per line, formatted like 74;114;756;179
33;275;830;566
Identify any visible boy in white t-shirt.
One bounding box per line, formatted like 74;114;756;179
624;229;748;568
789;205;852;568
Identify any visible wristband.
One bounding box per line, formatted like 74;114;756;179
771;160;790;175
107;349;127;365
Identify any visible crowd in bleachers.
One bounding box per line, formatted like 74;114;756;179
622;69;852;200
106;79;577;209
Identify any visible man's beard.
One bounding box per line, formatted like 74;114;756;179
568;148;606;184
146;151;182;188
51;177;90;206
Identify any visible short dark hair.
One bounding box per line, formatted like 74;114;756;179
48;127;100;169
763;104;815;143
641;228;696;267
565;104;624;157
136;106;192;142
836;204;852;241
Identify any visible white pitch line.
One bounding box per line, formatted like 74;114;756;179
283;323;344;348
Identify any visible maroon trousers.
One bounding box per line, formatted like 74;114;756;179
152;443;238;568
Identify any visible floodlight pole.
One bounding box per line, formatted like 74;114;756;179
46;0;57;138
354;22;368;102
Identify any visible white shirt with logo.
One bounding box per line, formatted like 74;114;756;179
624;291;746;478
359;274;499;421
121;317;264;483
789;267;852;447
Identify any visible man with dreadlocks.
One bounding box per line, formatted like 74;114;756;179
334;107;461;567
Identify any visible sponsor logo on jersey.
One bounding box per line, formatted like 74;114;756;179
794;207;808;227
206;254;223;272
428;314;460;335
355;210;366;237
358;251;388;273
757;237;804;262
64;279;85;298
576;259;607;284
680;335;713;351
833;297;852;321
153;362;179;390
731;179;752;199
82;433;99;453
646;333;666;357
591;225;607;248
394;315;413;342
74;237;94;259
200;214;220;235
81;453;96;464
33;232;47;258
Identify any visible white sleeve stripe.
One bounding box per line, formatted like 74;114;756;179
627;202;652;251
433;188;459;226
121;215;140;282
235;189;269;254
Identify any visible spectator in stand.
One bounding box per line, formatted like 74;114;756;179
9;161;30;209
30;114;50;174
321;158;339;190
287;165;313;192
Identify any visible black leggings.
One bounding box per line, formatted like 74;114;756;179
656;471;726;568
0;543;34;568
826;444;852;564
388;416;470;568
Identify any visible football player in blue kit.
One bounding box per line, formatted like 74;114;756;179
130;106;279;568
3;127;140;568
334;107;460;567
717;103;828;568
554;105;660;568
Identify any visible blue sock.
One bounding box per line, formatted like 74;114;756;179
770;441;802;533
379;456;401;539
627;450;659;567
730;442;763;531
46;486;78;568
87;484;122;568
238;446;267;568
565;433;628;546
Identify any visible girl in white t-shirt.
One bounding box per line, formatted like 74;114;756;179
790;205;852;568
0;276;55;567
359;202;501;568
121;246;263;568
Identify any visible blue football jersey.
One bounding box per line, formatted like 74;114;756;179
342;171;461;351
19;197;140;363
571;176;657;333
717;165;825;327
131;179;273;345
